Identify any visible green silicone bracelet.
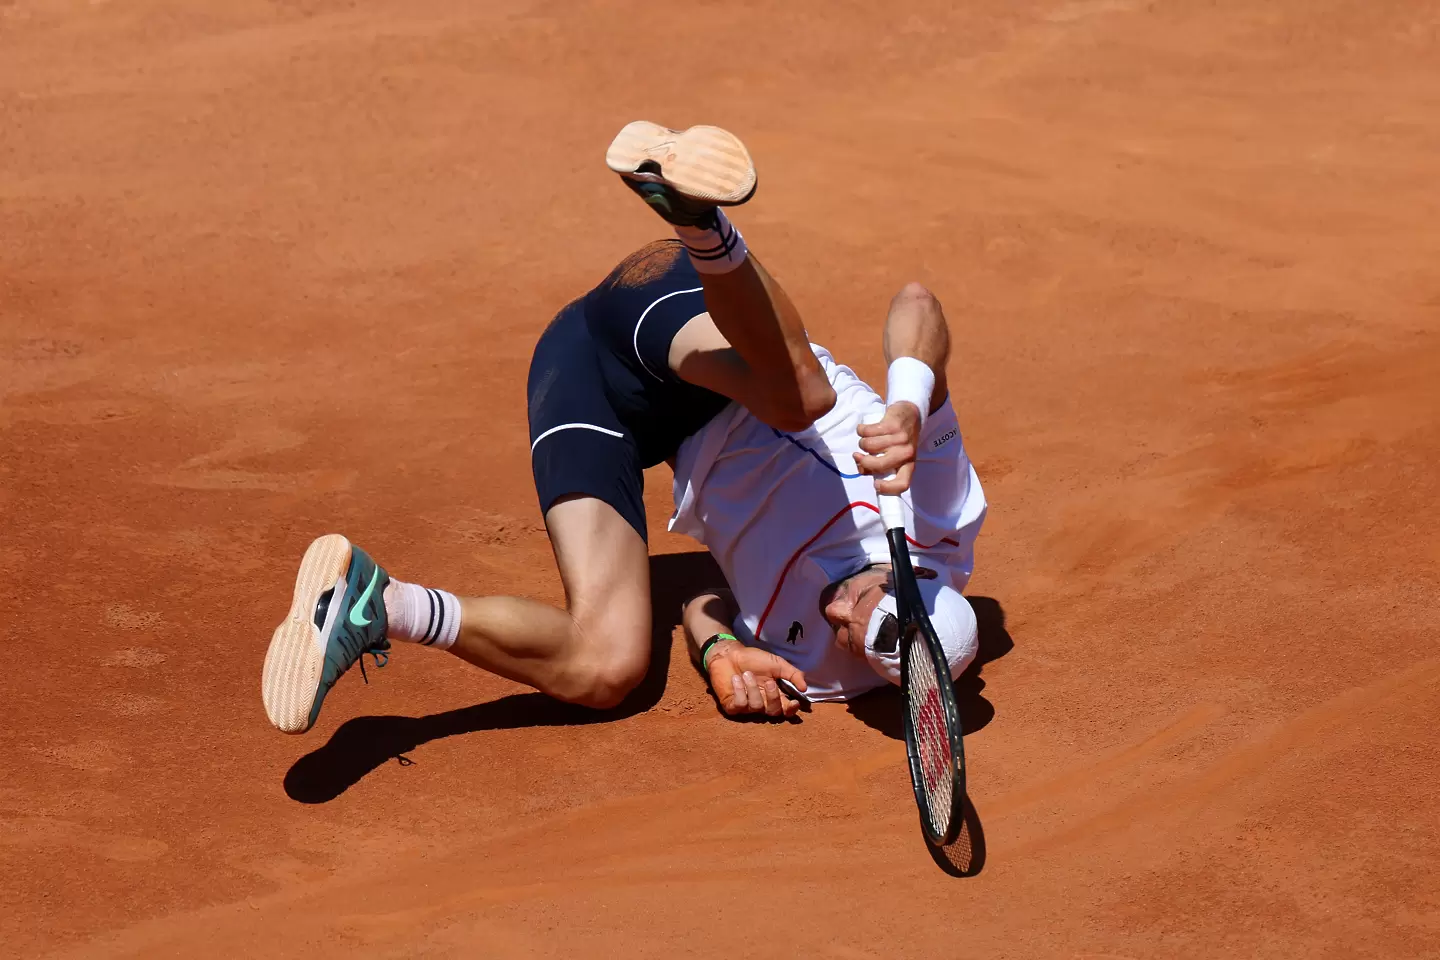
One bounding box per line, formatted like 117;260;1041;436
700;633;738;671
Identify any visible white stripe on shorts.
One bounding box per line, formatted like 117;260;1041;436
633;286;703;381
530;422;626;453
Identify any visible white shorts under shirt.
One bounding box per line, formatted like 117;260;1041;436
669;344;988;700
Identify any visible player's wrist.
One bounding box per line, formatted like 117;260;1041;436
707;639;746;671
699;633;743;672
886;356;935;428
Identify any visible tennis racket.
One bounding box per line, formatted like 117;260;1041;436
875;488;967;847
776;677;811;706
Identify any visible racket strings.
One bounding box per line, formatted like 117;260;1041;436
907;634;954;837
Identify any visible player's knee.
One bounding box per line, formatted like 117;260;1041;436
569;648;649;709
560;619;650;709
583;664;648;709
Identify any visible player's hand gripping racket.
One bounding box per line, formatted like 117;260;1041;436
873;453;967;847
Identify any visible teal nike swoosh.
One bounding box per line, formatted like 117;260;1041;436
349;567;380;627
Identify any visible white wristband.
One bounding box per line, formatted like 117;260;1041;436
886;357;935;427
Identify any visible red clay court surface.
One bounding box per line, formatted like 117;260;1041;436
5;1;1440;957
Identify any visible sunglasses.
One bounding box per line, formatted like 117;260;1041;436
873;610;902;655
832;565;936;656
870;565;938;655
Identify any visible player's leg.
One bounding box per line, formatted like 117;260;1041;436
390;298;657;707
260;303;658;735
434;298;656;706
263;497;651;735
606;122;836;430
444;495;650;708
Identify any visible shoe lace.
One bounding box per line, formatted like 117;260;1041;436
329;617;390;684
357;648;389;684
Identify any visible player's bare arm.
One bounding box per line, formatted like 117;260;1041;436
682;589;808;718
854;282;952;494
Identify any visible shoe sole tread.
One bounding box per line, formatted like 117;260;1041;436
261;533;351;734
605;121;756;205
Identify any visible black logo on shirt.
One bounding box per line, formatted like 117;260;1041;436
932;428;957;449
786;621;803;644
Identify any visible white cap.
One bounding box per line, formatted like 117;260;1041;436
863;580;978;685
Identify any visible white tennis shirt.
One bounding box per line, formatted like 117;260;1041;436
669;345;988;699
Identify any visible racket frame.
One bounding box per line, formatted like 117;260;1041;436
885;523;967;847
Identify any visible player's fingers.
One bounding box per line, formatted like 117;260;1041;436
858;432;902;455
760;678;782;716
888;443;916;464
874;472;911;495
855;418;884;437
726;674;746;714
741;670;764;712
858;441;916;470
853;451;897;476
894;461;916;487
713;660;743;714
766;657;807;692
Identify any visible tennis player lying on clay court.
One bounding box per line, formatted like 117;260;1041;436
261;121;987;733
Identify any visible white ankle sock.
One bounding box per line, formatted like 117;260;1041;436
673;209;748;274
384;579;461;650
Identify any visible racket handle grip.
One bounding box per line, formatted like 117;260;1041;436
863;410;907;532
878;493;906;531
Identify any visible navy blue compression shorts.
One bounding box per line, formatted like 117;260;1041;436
527;241;730;541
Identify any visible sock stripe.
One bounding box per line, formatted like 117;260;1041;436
688;247;736;261
682;224;736;251
672;209;746;275
385;579;461;650
682;229;735;255
422;588;438;645
684;229;739;259
428;589;446;645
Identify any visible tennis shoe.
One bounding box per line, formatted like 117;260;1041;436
605;121;757;228
262;534;391;734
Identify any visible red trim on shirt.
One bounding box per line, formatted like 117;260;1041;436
753;501;961;638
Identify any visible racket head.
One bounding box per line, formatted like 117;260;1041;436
888;528;967;847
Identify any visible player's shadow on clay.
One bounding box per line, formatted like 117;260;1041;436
283;550;725;804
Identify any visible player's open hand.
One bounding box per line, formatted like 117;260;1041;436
855;402;922;494
706;641;808;718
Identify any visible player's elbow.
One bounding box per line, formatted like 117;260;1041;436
893;281;940;311
767;370;836;432
800;373;838;423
